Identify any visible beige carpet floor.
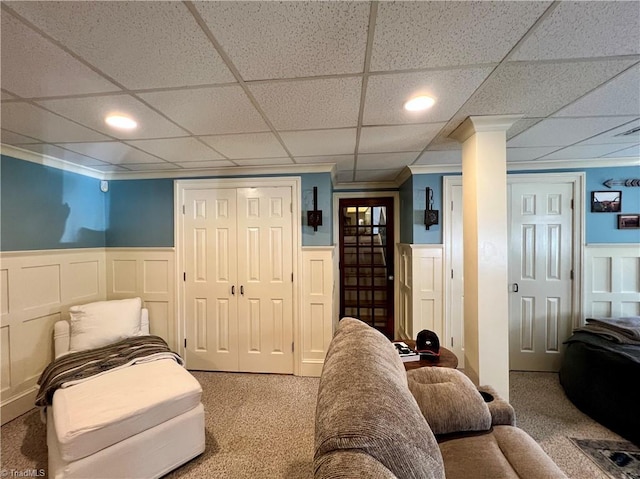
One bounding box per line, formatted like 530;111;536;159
510;371;627;479
0;370;627;479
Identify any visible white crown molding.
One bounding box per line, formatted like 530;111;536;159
449;115;523;143
4;143;637;183
102;162;336;180
333;180;399;190
506;157;639;171
1;144;105;179
408;156;639;176
408;164;463;175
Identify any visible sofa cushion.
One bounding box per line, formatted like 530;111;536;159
52;359;202;462
69;297;142;352
407;367;492;435
315;450;397;479
314;317;445;479
438;425;567;479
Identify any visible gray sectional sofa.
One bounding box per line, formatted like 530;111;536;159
314;317;567;479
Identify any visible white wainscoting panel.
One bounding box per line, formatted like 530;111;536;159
300;246;334;376
0;248;106;424
584;244;640;319
397;245;444;341
106;248;176;351
397;244;413;340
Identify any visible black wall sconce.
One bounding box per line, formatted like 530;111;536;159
424;187;439;230
307;186;323;231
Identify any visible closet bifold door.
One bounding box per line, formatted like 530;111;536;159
184;188;239;371
236;187;294;374
183;186;294;374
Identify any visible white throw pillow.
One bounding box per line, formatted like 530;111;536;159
69;297;142;352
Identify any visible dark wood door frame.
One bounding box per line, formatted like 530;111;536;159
338;197;395;338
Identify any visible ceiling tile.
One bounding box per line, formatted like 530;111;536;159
506;147;560;162
232;158;295;167
539;144;639;160
119;163;179;172
359;124;444;154
193;1;369;80
512;1;640;61
371;1;550;71
175;160;236;169
57;142;163;164
139;86;269;136
336;170;355;183
426;136;462;151
280;129;356;156
16;144;108;166
508;116;638;148
1;129;41;145
200;132;288;160
554;66;640;118
415;150;462;165
1;102;109;143
364;68;492;125
37;94;187;140
5;1;235;89
507;118;543;140
294;155;354;171
357;152;418;170
579;119;640;145
1;12;118;98
126;138;225;162
603;144;640;158
461;59;637;118
355;169;402;182
249;77;361;130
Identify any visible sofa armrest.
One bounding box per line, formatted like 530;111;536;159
477;385;516;426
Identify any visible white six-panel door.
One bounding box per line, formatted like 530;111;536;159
183;186;293;374
237;187;293;374
445;175;578;372
184;188;239;371
508;182;574;371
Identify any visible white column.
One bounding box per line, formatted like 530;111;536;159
450;115;520;400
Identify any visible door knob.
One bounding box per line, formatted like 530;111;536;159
388;275;394;281
512;283;519;292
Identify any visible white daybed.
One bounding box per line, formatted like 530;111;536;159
44;298;205;479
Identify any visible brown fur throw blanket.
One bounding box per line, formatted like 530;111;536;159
36;335;183;407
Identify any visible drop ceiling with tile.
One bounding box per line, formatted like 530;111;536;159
1;1;638;184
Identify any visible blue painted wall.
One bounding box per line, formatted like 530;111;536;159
301;173;333;246
407;165;640;245
105;172;333;248
3;153;636;251
106;179;175;247
584;166;640;244
1;155;106;251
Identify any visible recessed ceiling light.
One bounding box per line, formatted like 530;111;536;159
404;96;435;112
105;114;138;130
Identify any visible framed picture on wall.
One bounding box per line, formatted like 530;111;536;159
591;191;622;212
618;214;640;229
